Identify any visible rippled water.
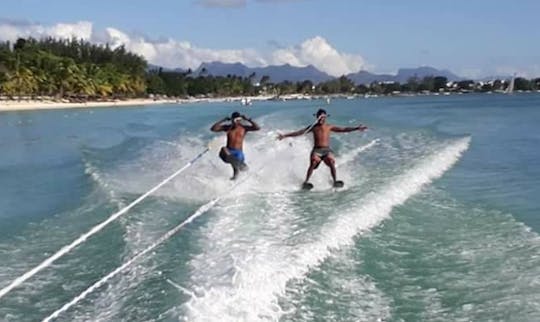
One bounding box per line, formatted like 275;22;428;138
0;94;539;321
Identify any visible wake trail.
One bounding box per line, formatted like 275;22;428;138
41;165;263;322
184;137;470;322
337;138;379;166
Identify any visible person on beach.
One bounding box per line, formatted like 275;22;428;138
211;111;260;180
277;108;367;189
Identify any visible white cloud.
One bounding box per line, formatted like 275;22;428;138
0;21;92;42
0;20;366;76
270;36;366;76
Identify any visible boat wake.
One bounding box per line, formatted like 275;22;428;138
181;137;470;321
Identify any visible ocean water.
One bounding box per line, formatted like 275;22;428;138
0;94;539;321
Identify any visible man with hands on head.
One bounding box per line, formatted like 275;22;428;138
210;111;260;180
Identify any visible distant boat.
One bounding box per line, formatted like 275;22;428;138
240;97;252;106
505;74;515;94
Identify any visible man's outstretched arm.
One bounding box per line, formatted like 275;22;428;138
210;117;230;132
330;125;368;133
277;126;310;140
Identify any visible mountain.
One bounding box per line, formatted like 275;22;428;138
194;62;249;77
347;66;462;85
394;66;461;83
147;64;187;73
254;64;334;83
346;70;395;85
193;62;334;83
154;61;464;85
147;63;162;71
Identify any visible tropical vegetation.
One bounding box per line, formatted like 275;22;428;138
1;37;539;101
0;37;146;99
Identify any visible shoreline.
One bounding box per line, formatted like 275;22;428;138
1;91;539;112
0;98;182;112
0;95;276;112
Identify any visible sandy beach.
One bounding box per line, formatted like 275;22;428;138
0;95;282;112
0;97;184;112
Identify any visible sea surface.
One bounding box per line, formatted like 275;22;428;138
0;93;539;321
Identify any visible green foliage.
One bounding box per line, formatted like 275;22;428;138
533;78;540;90
514;78;531;91
2;37;539;99
433;76;448;91
314;76;355;94
456;80;475;91
0;37;147;99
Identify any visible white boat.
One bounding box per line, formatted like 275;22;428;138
240;98;252;106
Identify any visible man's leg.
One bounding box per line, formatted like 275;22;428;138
219;147;231;163
305;154;322;183
231;165;239;180
220;147;240;180
322;154;337;183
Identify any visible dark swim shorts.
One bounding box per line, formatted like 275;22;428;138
311;147;333;159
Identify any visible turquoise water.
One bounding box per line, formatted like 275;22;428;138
0;94;539;321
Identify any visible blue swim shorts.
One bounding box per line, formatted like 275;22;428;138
228;147;245;162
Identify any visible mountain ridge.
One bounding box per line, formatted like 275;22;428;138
151;61;466;84
193;61;334;83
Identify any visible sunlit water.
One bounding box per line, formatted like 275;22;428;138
1;93;539;321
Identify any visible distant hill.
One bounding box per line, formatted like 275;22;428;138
147;64;187;73
346;70;395;85
347;66;462;85
194;62;249;77
193;61;334;83
394;66;461;83
152;61;464;85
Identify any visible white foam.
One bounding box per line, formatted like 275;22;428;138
183;137;470;321
82;158;131;228
283;254;393;321
229;134;378;194
40;162;266;322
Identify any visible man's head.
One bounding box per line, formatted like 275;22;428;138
231;111;242;123
315;108;328;123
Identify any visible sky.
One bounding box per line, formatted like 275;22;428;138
1;0;539;78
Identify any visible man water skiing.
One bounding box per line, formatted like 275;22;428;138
277;109;367;189
211;111;260;180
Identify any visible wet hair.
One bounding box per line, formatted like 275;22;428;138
231;111;241;119
315;108;329;117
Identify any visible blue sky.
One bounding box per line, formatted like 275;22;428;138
2;0;539;78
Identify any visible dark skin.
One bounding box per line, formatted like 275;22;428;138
210;115;260;179
277;115;367;184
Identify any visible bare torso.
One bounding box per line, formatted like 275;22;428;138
226;125;247;150
310;123;333;147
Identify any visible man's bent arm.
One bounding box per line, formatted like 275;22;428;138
243;116;261;131
210;117;230;132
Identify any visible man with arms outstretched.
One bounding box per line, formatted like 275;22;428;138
277;109;367;189
211;111;260;180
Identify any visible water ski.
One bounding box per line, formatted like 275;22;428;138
333;180;344;188
302;182;314;190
